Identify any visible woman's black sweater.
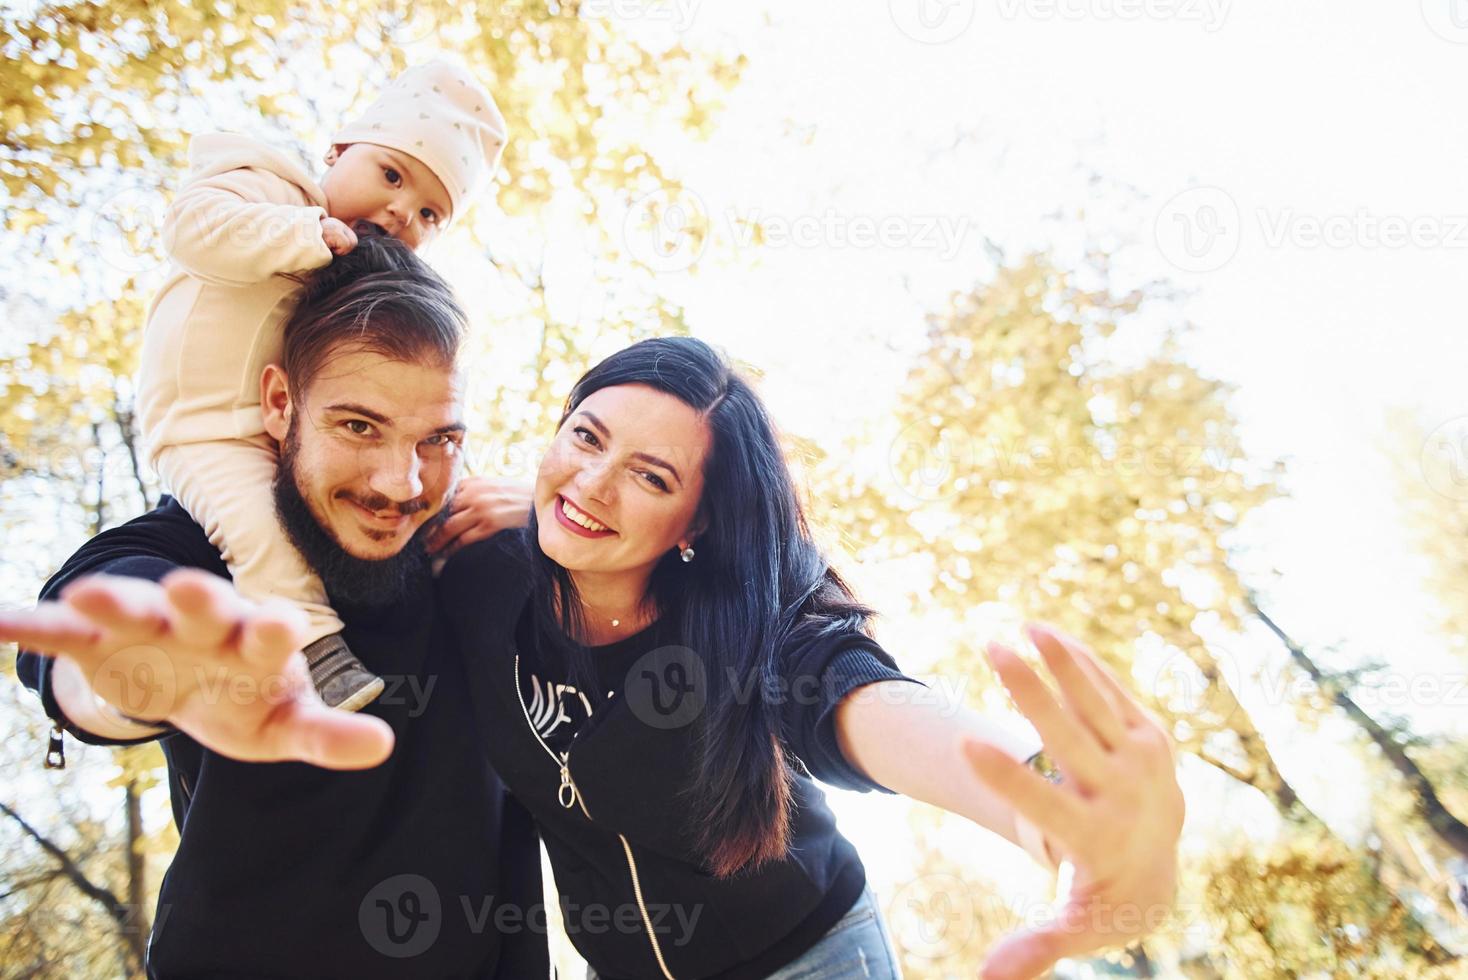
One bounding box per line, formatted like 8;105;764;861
439;530;920;980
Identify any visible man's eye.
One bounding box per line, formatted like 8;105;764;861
424;433;458;447
344;420;373;435
420;207;438;224
384;167;401;184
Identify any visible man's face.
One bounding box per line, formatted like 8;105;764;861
271;347;467;560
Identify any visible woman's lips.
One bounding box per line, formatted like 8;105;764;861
555;495;616;538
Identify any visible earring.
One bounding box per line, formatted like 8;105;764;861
680;546;695;563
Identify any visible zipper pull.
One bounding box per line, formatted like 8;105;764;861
44;722;65;770
557;762;577;809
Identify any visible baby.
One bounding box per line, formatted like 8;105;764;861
136;60;506;711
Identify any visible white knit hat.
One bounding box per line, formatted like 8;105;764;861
331;59;507;223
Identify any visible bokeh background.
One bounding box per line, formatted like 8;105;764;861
3;1;1468;976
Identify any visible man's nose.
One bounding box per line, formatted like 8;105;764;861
366;443;425;502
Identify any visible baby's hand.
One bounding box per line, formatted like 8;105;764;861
320;216;358;256
425;477;533;559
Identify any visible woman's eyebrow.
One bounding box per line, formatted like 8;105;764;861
579;410;683;486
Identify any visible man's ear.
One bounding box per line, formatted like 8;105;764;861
260;364;293;442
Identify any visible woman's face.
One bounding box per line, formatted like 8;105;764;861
534;383;710;585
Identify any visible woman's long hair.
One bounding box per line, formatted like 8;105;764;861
528;336;874;877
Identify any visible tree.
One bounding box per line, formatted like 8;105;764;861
822;250;1459;972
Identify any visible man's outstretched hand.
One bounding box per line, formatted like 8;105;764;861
1;570;394;769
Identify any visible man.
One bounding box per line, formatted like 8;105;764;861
6;233;547;977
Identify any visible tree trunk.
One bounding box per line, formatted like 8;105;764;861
124;777;150;977
1249;596;1468;861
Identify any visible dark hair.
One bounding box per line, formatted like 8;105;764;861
281;224;466;399
529;336;874;877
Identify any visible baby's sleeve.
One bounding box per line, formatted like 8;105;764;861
162;166;333;287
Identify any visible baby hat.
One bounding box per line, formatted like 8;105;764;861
331;59;508;223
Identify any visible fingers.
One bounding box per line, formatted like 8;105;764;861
61;576;172;640
163;570;251;649
265;698;395;769
962;738;1083;851
986;642;1113;792
0;603;103;659
980;920;1095;980
238;600;308;669
1025;623;1128;750
1033;623;1150;730
426;508;476;552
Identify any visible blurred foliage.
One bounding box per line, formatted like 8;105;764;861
831;252;1465;973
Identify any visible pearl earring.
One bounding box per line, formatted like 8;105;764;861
680;546;695;563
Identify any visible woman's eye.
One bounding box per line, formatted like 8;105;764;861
572;426;600;448
345;420;373;436
384;167;401;184
640;471;669;492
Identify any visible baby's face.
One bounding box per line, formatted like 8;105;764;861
320;143;453;250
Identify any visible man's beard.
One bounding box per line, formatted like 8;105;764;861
272;424;447;610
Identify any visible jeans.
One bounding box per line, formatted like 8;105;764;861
585;885;903;979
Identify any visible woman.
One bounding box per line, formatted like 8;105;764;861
435;337;1183;980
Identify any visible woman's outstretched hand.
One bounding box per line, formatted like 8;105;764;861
964;623;1184;980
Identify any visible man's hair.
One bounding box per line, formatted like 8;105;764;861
281;225;467;399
